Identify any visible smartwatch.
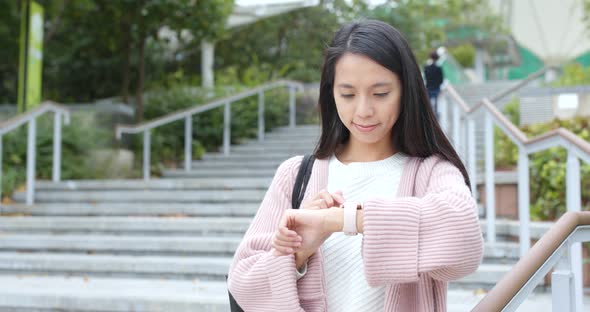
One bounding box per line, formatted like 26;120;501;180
341;202;362;236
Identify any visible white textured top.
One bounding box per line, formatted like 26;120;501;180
321;152;407;311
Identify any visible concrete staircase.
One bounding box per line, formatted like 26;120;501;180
0;124;549;311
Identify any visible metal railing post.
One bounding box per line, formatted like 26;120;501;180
223;102;231;156
484;114;495;243
289;86;296;128
460;118;467;161
439;94;448;134
552;243;575;311
0;135;2;204
467;119;477;199
452;104;460;149
143;130;151;181
184;116;192;171
258;91;265;141
566;152;584;311
517;148;530;257
26;118;37;205
52;112;62;182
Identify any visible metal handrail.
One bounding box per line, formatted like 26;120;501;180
0;101;71;205
441;67;589;311
472;211;590;312
115;80;304;180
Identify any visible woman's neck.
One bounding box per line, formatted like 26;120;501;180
336;139;396;164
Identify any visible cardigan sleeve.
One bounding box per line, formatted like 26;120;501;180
361;157;484;287
227;156;306;312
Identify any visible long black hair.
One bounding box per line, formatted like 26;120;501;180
313;19;471;189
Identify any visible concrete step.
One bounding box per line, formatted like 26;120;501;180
0;216;251;235
32;178;271;191
12;189;266;204
229;144;314;154
265;128;319;135
260;133;319;142
0;252;232;280
456;262;546;289
237;137;318;146
0;203;259;217
190;160;282;170
0;275;229;311
480;218;551;241
0;275;578;312
201;152;302;162
0;234;241;256
445;287;590;312
162;168;277;178
273;125;320;132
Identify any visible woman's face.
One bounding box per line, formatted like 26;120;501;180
333;52;402;147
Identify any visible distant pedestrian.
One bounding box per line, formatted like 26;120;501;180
424;51;444;118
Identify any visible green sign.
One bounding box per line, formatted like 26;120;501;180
18;0;44;113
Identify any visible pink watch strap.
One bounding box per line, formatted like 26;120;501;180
342;202;358;236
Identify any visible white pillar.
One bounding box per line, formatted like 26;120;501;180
545;68;557;83
201;40;215;89
474;49;486;83
566;152;583;312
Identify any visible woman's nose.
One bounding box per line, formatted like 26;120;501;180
355;96;374;118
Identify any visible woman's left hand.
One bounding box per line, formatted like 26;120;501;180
273;207;341;257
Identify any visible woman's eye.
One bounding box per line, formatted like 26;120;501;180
341;94;354;98
374;92;390;97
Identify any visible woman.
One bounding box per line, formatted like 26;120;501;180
227;19;483;312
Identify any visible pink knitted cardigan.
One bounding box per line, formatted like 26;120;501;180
227;154;484;311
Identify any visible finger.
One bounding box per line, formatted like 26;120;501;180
278;227;300;241
274;238;302;249
315;198;328;209
303;199;325;210
333;190;345;205
273;245;295;255
272;247;290;257
318;191;335;207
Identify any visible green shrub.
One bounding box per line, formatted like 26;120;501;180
552;63;590;87
493;103;590;220
448;43;476;68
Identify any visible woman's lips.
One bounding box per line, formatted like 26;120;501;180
354;123;378;132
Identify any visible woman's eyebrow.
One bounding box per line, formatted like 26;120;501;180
336;82;392;88
371;82;392;87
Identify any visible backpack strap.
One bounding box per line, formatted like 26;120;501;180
291;154;316;209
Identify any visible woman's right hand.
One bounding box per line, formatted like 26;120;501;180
271;190;345;257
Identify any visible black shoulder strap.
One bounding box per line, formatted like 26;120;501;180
291;154;315;209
